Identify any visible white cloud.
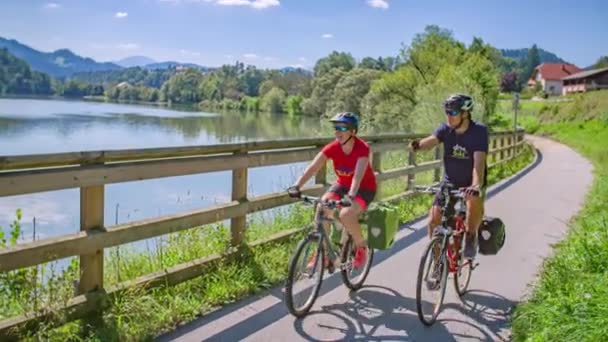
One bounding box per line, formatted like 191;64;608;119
298;57;307;62
263;56;277;61
224;54;234;59
161;0;279;9
250;0;280;9
322;33;333;39
44;2;60;9
290;64;305;69
243;53;258;59
115;12;128;18
180;49;201;57
117;43;140;50
367;0;389;9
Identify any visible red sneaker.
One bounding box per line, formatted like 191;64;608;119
353;247;368;269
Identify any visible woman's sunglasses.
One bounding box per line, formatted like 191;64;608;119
334;125;350;132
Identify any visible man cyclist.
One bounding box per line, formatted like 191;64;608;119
409;94;488;259
288;112;376;268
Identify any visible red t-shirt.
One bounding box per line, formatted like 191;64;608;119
321;136;377;191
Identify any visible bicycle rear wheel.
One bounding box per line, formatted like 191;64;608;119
284;234;325;317
416;236;448;326
340;235;374;291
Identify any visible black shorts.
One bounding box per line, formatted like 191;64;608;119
327;184;376;210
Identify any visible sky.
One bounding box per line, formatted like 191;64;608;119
0;0;606;69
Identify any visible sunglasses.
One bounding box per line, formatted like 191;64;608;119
445;109;460;116
334;125;350;132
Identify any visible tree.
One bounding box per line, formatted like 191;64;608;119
519;44;540;87
327;68;382;116
592;56;608;69
161;68;204;103
359;57;382;70
242;66;264;96
313;51;355;77
302;68;346;116
284;95;304;115
500;72;518;93
260;87;287;113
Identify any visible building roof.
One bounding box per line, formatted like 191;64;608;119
534;63;582;80
562;67;608;80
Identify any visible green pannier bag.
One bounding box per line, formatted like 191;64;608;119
365;203;399;250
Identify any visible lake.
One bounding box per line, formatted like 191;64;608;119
0;98;396;246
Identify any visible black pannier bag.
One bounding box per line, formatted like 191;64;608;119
477;217;506;255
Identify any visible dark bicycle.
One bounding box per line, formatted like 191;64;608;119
283;193;374;318
414;181;479;326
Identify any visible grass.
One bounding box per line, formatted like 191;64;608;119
511;120;608;342
0;141;535;341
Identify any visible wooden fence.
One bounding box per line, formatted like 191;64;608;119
0;129;526;335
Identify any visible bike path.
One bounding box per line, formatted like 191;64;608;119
157;135;593;342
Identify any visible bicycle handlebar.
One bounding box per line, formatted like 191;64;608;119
413;183;479;198
288;192;352;209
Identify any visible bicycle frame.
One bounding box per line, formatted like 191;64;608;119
420;183;472;273
300;195;350;272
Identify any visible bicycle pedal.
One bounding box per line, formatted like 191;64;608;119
471;262;480;269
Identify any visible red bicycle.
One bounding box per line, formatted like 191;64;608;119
414;182;479;326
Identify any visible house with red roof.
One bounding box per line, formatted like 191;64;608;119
527;63;582;95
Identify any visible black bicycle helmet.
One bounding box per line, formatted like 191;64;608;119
443;94;474;113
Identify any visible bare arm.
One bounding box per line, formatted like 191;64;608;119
294;152;327;188
471;151;486;188
410;134;440;152
348;157;368;197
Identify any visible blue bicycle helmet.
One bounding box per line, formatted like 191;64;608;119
329;112;359;131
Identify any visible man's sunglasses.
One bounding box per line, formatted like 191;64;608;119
334;125;350;132
445;109;460;116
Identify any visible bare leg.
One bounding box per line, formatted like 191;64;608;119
428;206;442;239
339;202;365;247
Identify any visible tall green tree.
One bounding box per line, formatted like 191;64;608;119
592;56;608;69
313;51;355;77
161;68;204;103
260;87;287;113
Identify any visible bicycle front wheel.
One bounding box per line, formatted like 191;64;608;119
284;235;325;317
340;235;374;291
453;237;473;296
416;236;448;326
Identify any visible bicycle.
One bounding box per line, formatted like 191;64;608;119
283;192;374;318
413;181;480;326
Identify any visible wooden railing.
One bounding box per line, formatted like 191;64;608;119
0;129;526;335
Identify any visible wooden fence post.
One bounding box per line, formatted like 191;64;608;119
434;146;441;183
372;151;382;199
316;145;327;186
231;151;248;247
499;135;505;161
79;185;104;294
407;150;416;190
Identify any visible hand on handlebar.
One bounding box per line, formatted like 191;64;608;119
409;139;421;152
287;185;301;198
460;185;480;200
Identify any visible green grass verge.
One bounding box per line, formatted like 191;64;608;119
511;120;608;342
1;143;535;341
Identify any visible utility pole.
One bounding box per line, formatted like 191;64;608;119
513;92;520;155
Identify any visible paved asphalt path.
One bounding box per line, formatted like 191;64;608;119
157;135;593;342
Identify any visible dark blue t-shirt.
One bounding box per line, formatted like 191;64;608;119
433;121;489;188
